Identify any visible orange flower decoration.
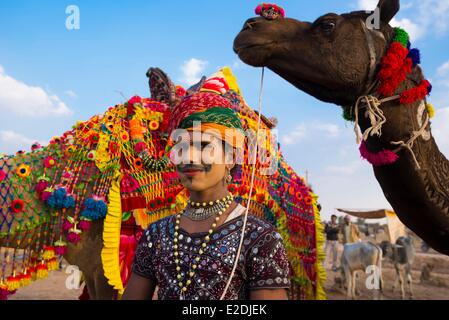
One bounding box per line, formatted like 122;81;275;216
120;131;130;142
149;120;160;131
16;164;31;178
305;196;313;205
133;157;143;170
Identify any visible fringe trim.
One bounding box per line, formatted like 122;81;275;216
101;171;124;294
311;192;327;300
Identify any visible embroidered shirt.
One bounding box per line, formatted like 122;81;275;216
131;205;291;300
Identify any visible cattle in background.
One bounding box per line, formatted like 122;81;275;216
380;236;416;299
340;241;383;300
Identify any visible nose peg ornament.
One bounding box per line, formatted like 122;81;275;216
255;3;285;20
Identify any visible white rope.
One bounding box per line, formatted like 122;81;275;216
353;94;399;144
219;67;265;300
391;113;430;170
352;93;429;171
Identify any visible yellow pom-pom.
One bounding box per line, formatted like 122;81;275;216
47;258;59;271
43;248;55;260
20;275;32;287
6;277;21;291
426;103;435;118
36;269;48;280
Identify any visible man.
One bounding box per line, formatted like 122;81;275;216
123;73;291;300
342;215;361;244
324;214;339;271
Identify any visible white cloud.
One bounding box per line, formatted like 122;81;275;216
281;121;341;145
390;17;423;41
0;130;44;154
432;107;449;157
325;161;363;175
437;61;449;77
357;0;377;10
180;58;208;86
356;0;449;41
0;65;73;117
316;123;341;138
65;90;78;98
281;124;306;145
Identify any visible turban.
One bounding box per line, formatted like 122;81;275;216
167;74;245;150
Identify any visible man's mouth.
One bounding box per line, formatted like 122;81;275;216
178;164;208;176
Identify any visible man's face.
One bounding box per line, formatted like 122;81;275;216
172;131;233;192
331;216;337;224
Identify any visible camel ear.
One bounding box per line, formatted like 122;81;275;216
377;0;400;23
146;67;177;107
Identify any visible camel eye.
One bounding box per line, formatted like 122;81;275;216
320;21;336;32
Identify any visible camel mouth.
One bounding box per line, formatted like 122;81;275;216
233;33;275;67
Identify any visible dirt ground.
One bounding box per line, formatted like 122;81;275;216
8;248;449;300
324;248;449;300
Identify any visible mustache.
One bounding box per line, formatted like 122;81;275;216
177;164;212;172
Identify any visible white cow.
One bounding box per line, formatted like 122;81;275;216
340;241;383;300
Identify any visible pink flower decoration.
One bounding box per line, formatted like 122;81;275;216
40;190;52;202
44;156;56;169
54;245;66;256
62;220;73;232
0;170;6;182
31;142;42;151
128;96;142;107
120;174;140;193
67;232;81;244
35;180;48;194
134;142;147;153
78;220;91;231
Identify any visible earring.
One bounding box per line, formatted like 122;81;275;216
225;168;232;184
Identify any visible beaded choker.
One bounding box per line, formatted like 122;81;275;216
184;194;234;221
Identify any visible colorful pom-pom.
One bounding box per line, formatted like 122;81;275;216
359;141;399;166
392;27;409;47
426;103;435;118
407;48;421;65
80;196;108;220
255;3;285;20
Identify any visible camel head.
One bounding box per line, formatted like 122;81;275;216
234;0;400;106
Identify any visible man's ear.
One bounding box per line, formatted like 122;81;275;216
377;0;400;23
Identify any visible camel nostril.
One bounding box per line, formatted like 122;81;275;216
242;18;259;31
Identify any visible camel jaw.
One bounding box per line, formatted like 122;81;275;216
233;40;274;67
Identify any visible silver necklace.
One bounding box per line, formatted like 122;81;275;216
183;194;233;221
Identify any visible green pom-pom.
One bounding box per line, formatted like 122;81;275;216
393;27;409;47
342;107;355;122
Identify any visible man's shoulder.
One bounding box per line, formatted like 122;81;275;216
144;215;173;235
246;214;277;231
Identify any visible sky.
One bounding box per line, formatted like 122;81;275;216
1;0;449;220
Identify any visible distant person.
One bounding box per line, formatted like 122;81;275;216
342;215;360;244
324;215;340;271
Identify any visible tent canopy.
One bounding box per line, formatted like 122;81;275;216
336;208;395;219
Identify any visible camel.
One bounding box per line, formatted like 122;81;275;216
234;0;449;255
1;67;325;299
